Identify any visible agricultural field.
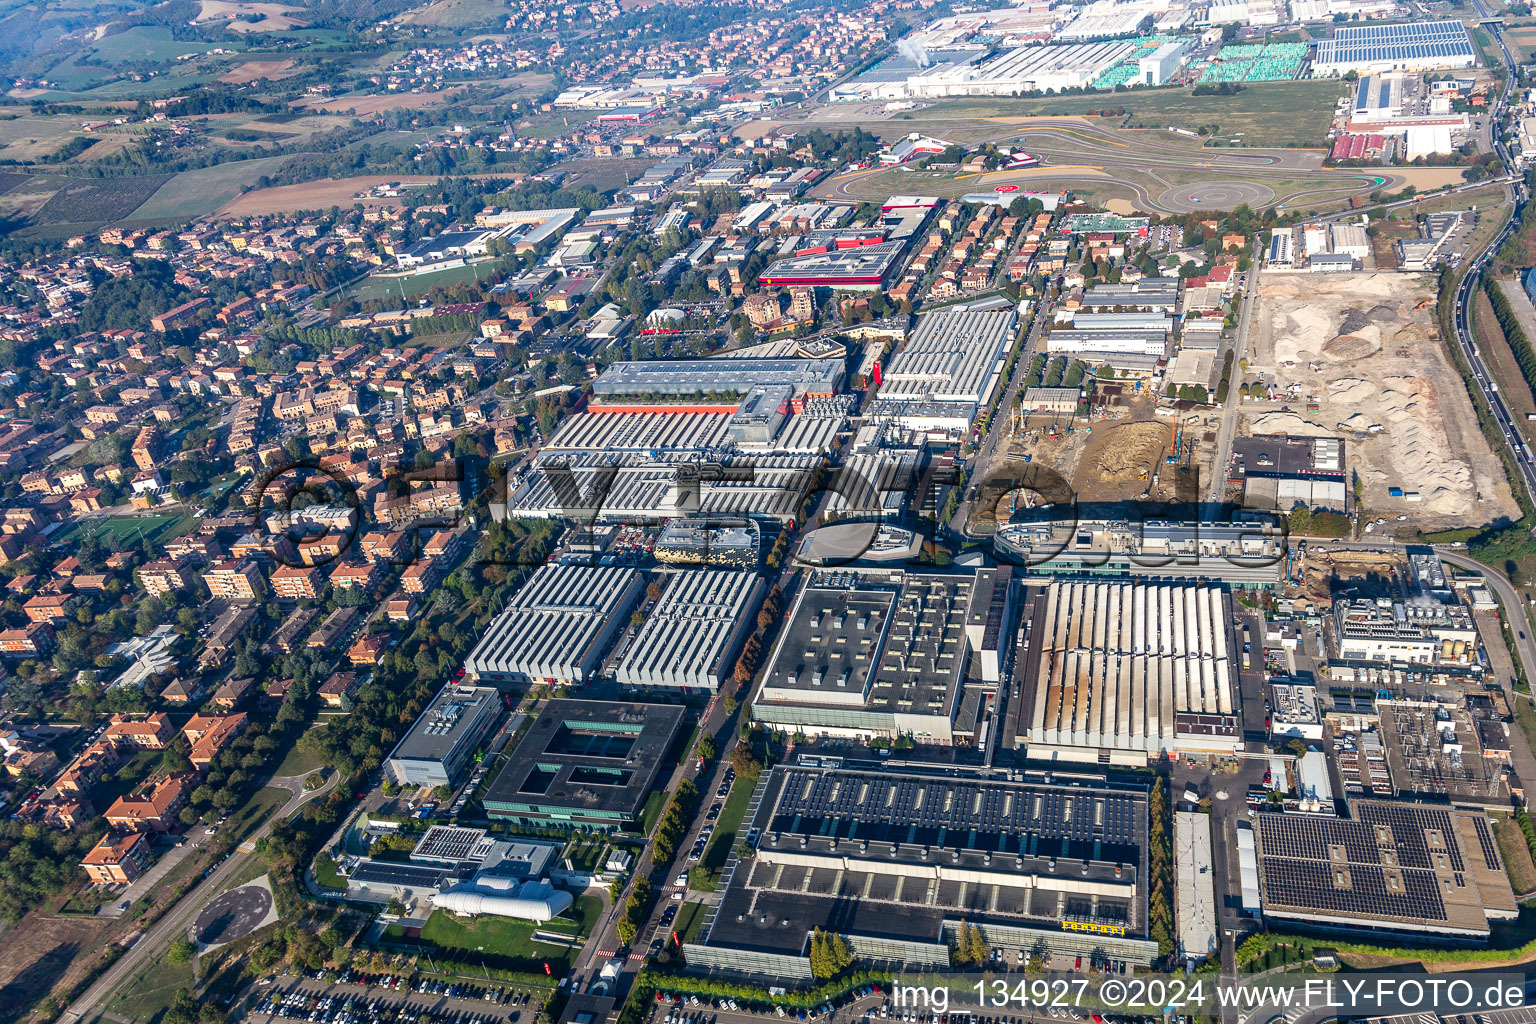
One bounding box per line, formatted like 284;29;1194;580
123;153;299;224
10;173;171;236
197;0;310;31
1505;24;1536;61
0;112;90;163
398;0;512;27
218;57;298;83
215;173;435;216
295;90;464;115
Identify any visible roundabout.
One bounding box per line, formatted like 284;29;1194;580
1156;181;1276;213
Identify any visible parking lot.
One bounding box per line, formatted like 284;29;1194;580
248;973;545;1024
649;986;1162;1024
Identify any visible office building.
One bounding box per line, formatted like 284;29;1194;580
386;684;505;788
482;699;685;830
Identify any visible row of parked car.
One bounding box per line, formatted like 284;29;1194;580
277;970;533;1007
257;990;513;1024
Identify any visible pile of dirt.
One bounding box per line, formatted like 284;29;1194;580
1321;333;1380;360
1247;272;1518;529
1090;421;1167;482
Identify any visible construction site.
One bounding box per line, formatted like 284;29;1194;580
1239;272;1517;533
985;392;1213;522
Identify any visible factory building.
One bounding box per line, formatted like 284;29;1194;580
684;765;1158;980
593;358;844;400
1252;802;1517;943
542;410;734;452
727;385;792;444
993;519;1287;588
1137;40;1190;86
863;309;1015;437
482;699;685;830
1015;581;1241;765
1078;278;1181;312
614;569;766;693
1044;329;1170;360
1310;21;1476;77
464;565;644;686
653;519;761;568
504;452;820;524
1332;597;1478;666
757;241;907;291
753;568;1009;744
386;684;506;788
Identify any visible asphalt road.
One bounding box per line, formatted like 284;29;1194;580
954;300;1048;537
1204;242;1262;507
62;768;342;1024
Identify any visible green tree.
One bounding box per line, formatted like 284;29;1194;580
167;936;197;965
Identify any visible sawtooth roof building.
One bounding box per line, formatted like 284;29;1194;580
464;565;644;687
614;569;766;694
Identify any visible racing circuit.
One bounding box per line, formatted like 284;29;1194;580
810;116;1404;213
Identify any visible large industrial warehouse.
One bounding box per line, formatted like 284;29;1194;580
504;452;821;523
1310;21;1476;77
757;241;907;291
864;309;1015;435
543;410;734;452
1016;580;1241;765
684;765;1158;979
614;569;766;693
1252;802;1517;942
753;568;1009;744
593;358;845;399
464;564;643;686
993;519;1287;588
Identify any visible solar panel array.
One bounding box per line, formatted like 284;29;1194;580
1313;20;1474;69
348;861;449;888
767;767;1142;863
1252;803;1489;926
1469;815;1502;872
1259;856;1447;924
412;825;486;862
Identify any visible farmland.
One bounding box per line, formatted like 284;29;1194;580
122;154;298;224
295;89;465;115
214;173;436;216
14;174;173;236
197;0;309;31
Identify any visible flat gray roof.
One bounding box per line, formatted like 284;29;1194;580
483;699;685;824
593;358;844;398
390;684;502;765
